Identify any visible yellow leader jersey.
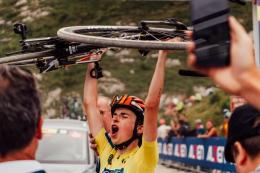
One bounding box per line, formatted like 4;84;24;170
95;128;158;173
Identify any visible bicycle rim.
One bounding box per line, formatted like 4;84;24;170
57;25;188;50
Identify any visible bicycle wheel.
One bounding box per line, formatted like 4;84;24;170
57;26;188;50
0;50;54;64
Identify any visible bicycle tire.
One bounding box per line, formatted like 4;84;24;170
57;25;188;50
0;50;54;64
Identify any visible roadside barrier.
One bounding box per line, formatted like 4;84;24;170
158;137;236;172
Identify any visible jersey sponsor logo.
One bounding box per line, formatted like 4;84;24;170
103;168;124;173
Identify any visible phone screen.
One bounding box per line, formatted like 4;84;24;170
191;0;230;67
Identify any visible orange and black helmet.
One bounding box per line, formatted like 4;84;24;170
111;94;145;124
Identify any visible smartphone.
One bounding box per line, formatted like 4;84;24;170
191;0;230;67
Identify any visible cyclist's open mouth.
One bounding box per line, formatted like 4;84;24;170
111;124;119;137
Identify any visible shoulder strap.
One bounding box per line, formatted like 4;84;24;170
105;132;114;148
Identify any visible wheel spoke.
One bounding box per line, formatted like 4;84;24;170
80;28;186;41
143;30;161;41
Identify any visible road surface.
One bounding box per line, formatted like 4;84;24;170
156;164;189;173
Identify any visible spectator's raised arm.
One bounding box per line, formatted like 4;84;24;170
187;16;260;109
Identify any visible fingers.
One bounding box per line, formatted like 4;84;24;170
90;143;99;156
89;133;99;155
229;16;248;42
89;133;96;144
187;53;196;68
159;37;186;54
187;41;195;54
170;37;183;42
186;41;196;68
90;143;98;149
185;30;195;64
98;48;108;55
185;30;193;38
90;137;95;143
89;133;93;138
187;53;210;76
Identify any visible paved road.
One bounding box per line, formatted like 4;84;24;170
156;164;189;173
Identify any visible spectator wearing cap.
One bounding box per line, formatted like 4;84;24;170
221;109;231;137
225;104;260;173
195;119;205;136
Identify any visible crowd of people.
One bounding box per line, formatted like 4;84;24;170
157;116;219;142
60;96;84;120
0;15;259;173
158;90;230;142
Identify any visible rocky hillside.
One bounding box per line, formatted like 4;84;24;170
0;0;253;125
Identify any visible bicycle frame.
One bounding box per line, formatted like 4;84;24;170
0;23;104;73
0;20;199;76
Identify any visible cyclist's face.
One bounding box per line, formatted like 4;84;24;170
110;107;136;144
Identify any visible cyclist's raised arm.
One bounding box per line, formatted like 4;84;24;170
83;57;104;137
143;50;168;142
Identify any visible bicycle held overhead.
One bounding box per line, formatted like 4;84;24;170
0;18;189;73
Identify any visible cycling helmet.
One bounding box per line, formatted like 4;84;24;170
110;94;145;150
111;95;145;125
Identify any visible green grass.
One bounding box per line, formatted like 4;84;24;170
185;90;230;128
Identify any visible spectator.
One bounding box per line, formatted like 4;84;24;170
0;65;45;173
73;97;83;120
178;114;191;137
195;119;205;136
230;95;247;112
61;98;69;119
164;102;177;117
166;120;178;143
221;109;231;137
187;119;205;137
68;97;77;119
97;96;112;133
157;118;171;140
198;120;218;138
175;101;184;112
89;96;113;156
224;104;260;173
90;96;113;173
